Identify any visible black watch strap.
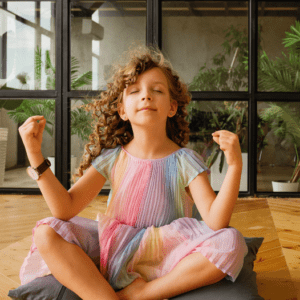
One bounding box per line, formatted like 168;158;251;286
36;159;51;175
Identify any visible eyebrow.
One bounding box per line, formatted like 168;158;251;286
152;81;166;86
128;81;167;88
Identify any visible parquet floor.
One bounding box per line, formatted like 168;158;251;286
0;195;299;300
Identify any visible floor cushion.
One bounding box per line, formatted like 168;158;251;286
8;237;264;300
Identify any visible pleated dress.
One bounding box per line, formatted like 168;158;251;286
20;145;248;291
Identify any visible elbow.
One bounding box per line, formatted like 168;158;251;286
207;222;229;231
52;211;74;222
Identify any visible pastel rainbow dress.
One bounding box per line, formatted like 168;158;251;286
20;145;248;290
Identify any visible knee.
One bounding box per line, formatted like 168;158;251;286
219;227;245;250
34;224;59;253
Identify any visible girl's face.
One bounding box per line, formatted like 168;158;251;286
118;67;178;125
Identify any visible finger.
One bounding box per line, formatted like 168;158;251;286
37;119;46;138
22;122;39;138
212;135;220;145
212;130;227;135
22;116;45;127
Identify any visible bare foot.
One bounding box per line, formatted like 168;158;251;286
116;277;147;300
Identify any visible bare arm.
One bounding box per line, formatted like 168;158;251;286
26;151;106;221
189;130;243;231
189;166;241;231
26;151;73;219
208;165;242;229
20;116;106;221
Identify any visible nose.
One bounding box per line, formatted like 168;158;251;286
141;88;152;100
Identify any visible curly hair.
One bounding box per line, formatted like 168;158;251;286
71;44;192;184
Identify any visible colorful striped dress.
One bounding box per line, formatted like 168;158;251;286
20;145;248;291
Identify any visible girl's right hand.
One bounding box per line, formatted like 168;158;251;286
18;116;47;154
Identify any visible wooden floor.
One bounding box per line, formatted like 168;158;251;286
0;194;299;300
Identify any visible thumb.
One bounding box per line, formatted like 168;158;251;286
212;135;220;145
38;119;46;137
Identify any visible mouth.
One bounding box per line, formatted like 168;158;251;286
140;108;156;111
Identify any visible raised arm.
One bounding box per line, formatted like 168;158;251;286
19;116;106;221
188;130;242;231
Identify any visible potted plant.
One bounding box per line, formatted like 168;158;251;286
255;20;300;192
189;23;263;92
259;103;300;192
6;46;94;175
256;20;300;92
187;101;248;191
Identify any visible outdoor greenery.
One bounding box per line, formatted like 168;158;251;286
256;20;300;92
187;20;300;174
260;103;300;183
187;101;248;173
4;46;94;152
188;23;263;92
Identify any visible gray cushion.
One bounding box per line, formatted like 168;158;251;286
8;237;264;300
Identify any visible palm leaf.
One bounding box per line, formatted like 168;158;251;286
207;146;220;168
45;50;56;74
71;71;92;90
35;46;42;83
219;151;225;173
283;20;300;52
70;56;81;83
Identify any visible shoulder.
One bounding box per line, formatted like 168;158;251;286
92;145;122;162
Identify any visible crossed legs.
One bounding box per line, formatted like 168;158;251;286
34;224;119;300
34;224;226;300
117;252;226;300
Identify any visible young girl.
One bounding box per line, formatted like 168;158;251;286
18;45;248;300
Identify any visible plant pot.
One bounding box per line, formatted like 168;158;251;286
210;153;248;191
272;181;299;192
47;156;77;176
0;128;8;187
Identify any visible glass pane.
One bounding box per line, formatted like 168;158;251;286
162;1;249;92
257;102;300;192
257;2;300;92
0;99;56;188
186;100;248;191
70;0;146;91
70;98;112;188
0;1;56;90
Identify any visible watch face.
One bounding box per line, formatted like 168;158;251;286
27;167;39;180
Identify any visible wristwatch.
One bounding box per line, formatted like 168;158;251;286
26;158;51;181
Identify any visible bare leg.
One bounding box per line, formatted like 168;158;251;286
117;252;226;300
34;225;119;300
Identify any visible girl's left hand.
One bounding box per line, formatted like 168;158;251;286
212;130;242;167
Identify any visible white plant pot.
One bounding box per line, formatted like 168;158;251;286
0;128;8;187
47;156;77;176
210;153;248;191
272;181;299;192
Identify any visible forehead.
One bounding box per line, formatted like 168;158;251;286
128;67;169;87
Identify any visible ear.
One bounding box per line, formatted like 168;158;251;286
117;102;126;120
170;100;178;115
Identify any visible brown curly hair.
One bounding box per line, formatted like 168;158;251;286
71;44;192;184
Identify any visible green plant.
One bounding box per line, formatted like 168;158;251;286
189;24;263;92
6;46;94;152
260;103;300;183
207;101;248;173
187;101;248;173
243;20;300;92
257;115;269;157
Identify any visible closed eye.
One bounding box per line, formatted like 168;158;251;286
154;90;162;93
130;91;138;94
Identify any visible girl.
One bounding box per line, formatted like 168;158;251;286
18;45;248;300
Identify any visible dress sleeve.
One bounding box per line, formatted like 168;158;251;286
91;146;121;181
180;148;211;187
